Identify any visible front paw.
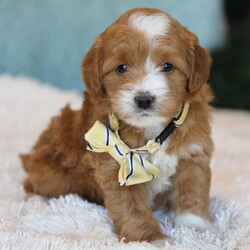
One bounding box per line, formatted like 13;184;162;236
174;213;217;233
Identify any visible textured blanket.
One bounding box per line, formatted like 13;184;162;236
0;75;249;249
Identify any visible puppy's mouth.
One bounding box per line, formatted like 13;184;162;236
140;112;150;117
137;110;153;117
125;110;167;128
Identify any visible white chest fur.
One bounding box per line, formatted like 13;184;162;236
146;140;179;207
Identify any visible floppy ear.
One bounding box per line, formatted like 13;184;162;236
81;38;104;94
186;34;212;95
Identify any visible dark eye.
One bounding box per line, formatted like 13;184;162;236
117;64;128;74
162;63;174;72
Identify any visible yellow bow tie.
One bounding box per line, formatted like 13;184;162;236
84;101;190;186
84;119;161;186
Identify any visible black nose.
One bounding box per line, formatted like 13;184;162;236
134;95;155;109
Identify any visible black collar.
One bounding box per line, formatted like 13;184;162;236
155;101;190;144
155;119;177;144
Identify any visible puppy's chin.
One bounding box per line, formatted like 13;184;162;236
124;114;168;128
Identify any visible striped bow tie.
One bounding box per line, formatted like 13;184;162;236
84;102;190;186
84;117;160;186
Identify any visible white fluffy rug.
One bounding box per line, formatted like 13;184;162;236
0;74;250;249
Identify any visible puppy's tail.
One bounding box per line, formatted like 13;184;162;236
20;153;31;172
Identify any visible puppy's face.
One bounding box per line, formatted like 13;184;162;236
83;8;211;128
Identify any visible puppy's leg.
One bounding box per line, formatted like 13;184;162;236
95;160;166;242
170;154;214;232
